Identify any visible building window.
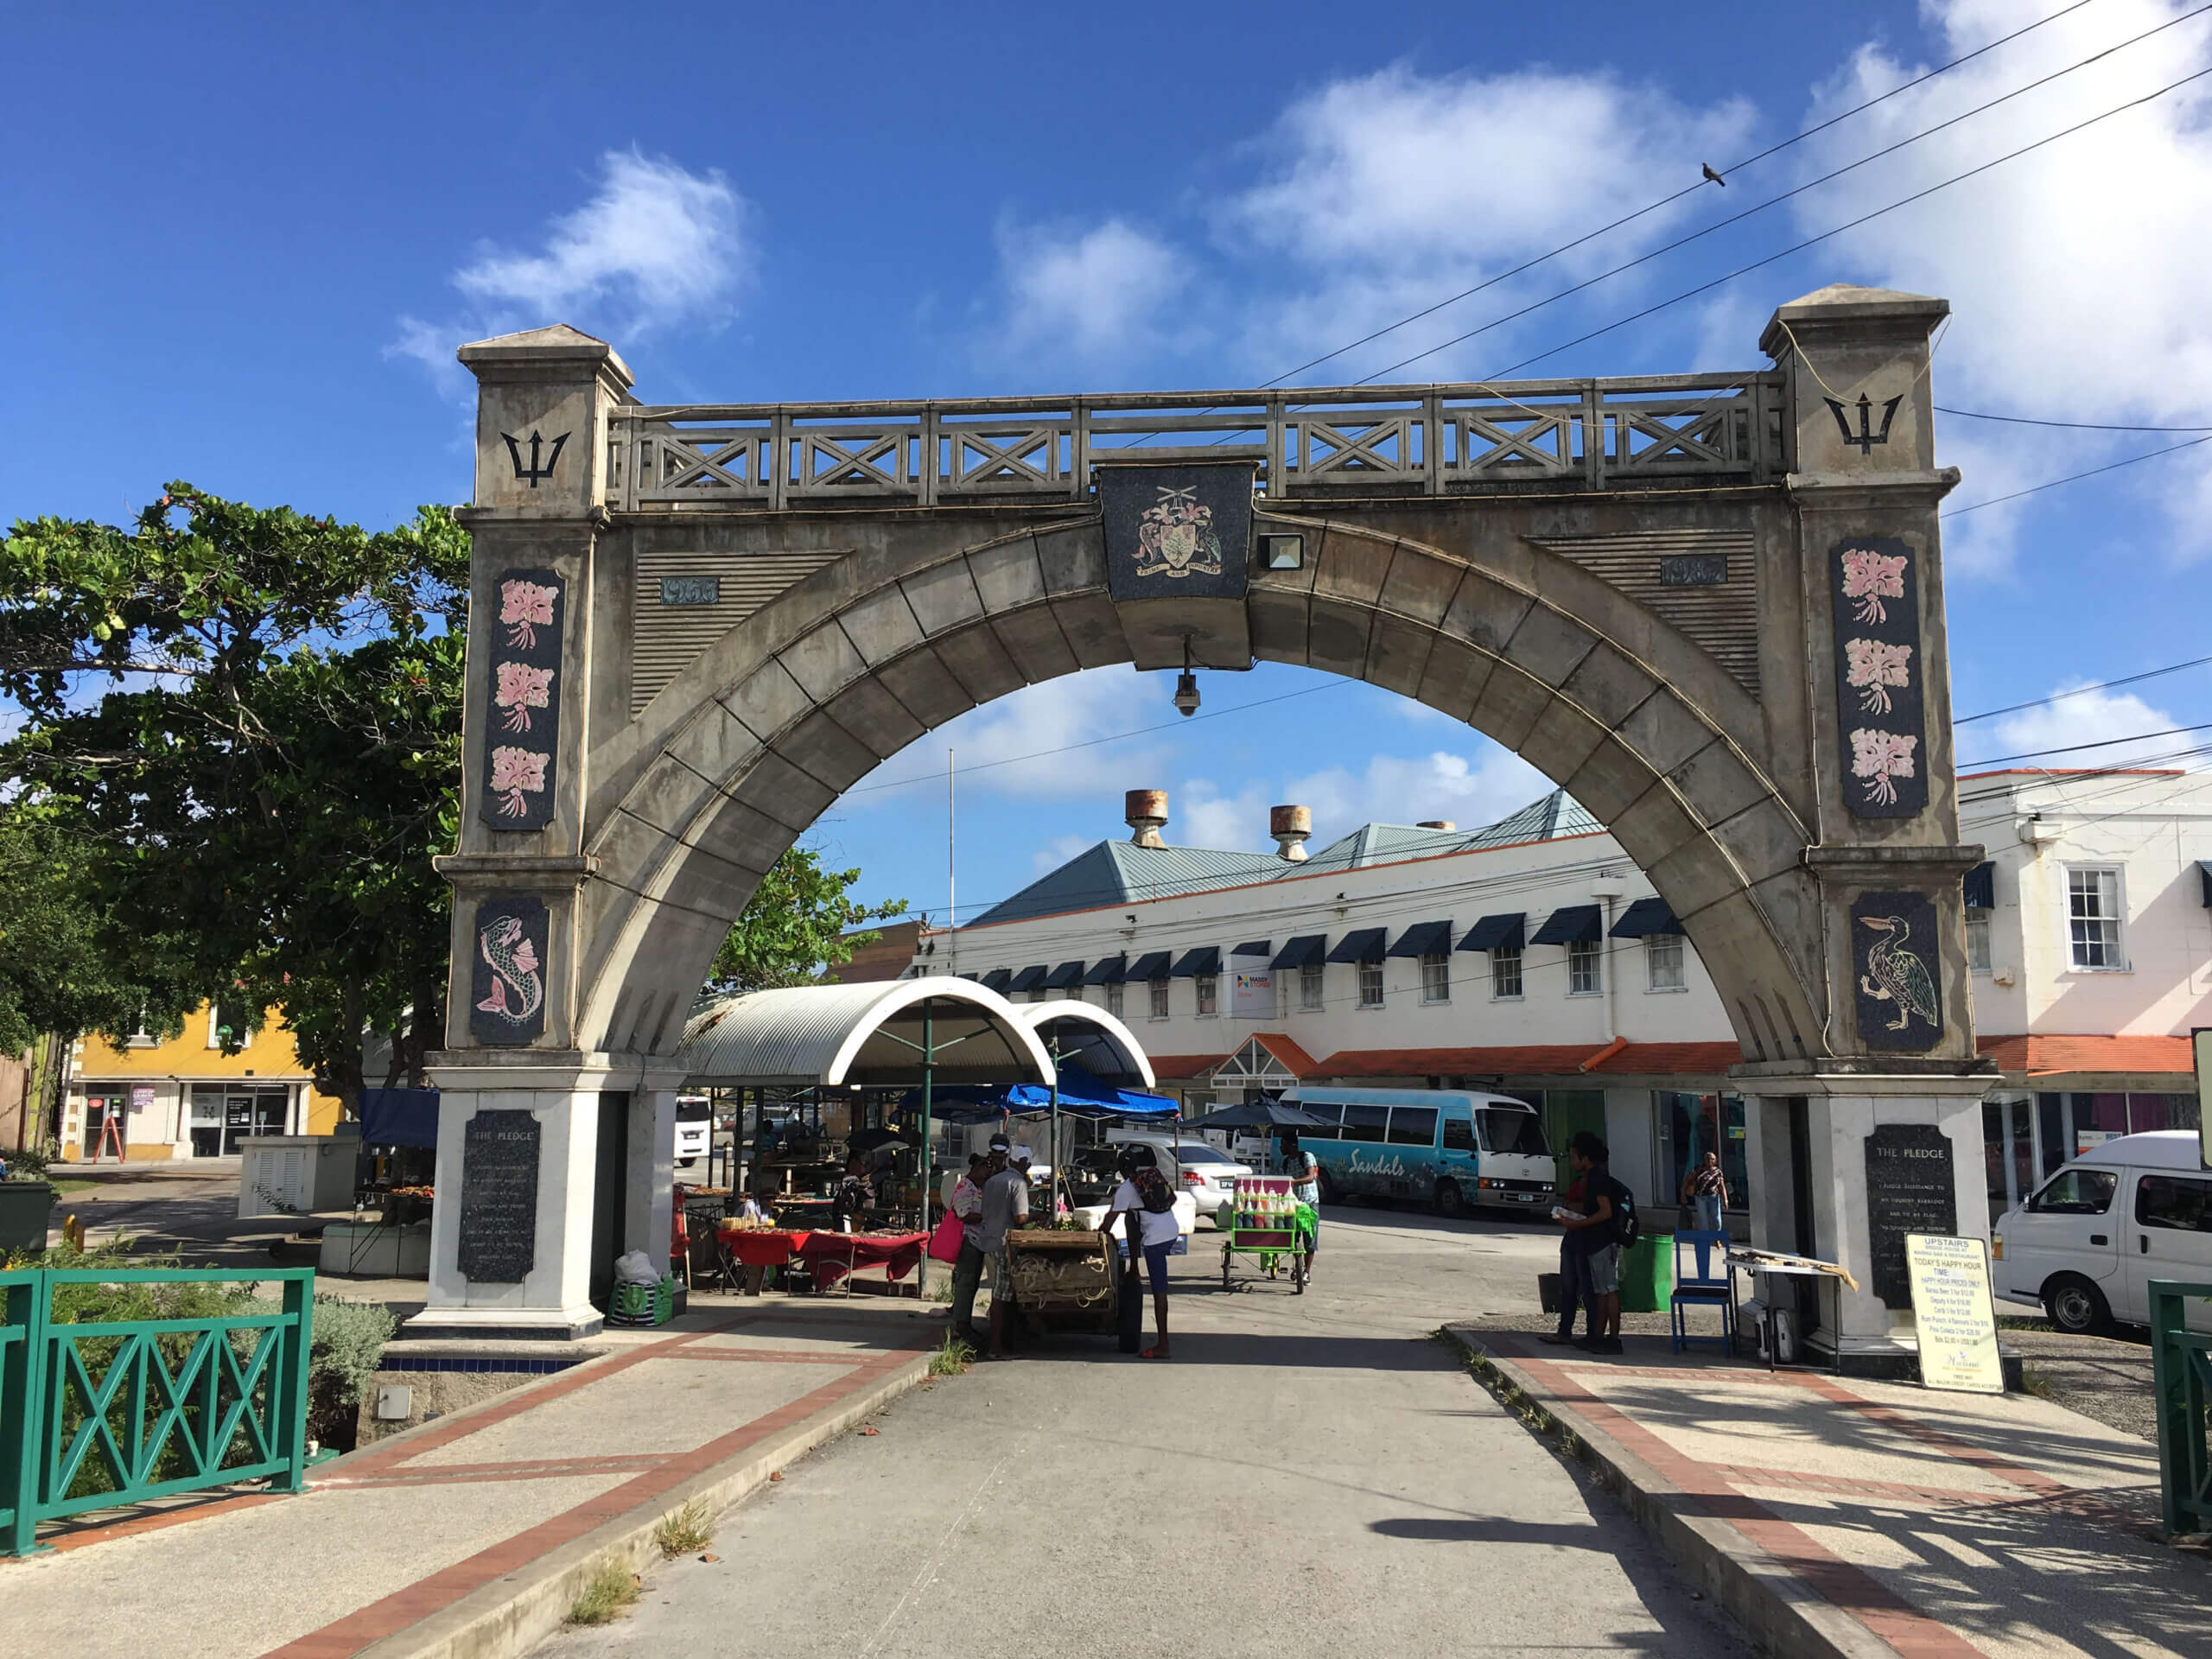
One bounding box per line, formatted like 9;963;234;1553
1357;960;1384;1008
1300;962;1325;1010
207;1003;251;1052
1148;977;1169;1020
1567;939;1601;996
1966;911;1992;975
1420;953;1450;1004
2065;867;2126;969
1491;945;1522;999
1645;934;1684;992
1194;974;1218;1017
1105;981;1125;1019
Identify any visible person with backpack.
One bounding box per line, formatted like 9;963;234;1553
1108;1145;1180;1359
1556;1131;1634;1354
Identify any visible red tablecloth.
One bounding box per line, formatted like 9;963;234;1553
796;1230;929;1289
719;1228;808;1267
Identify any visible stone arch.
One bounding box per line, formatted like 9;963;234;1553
574;515;1823;1065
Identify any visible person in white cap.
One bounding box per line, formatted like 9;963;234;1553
976;1135;1030;1358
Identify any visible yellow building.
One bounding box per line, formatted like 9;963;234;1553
63;1004;341;1162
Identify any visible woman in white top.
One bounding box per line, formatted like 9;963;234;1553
1108;1147;1179;1359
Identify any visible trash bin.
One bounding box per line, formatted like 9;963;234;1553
0;1182;56;1251
1619;1232;1674;1313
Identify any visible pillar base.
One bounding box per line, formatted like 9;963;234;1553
401;1306;605;1342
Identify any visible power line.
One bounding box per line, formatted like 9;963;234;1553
1341;6;2209;390
1955;655;2212;724
1959;720;2212;769
1941;432;2212;517
1244;0;2105;391
1936;406;2212;433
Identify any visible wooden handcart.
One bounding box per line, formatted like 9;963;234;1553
1004;1227;1120;1335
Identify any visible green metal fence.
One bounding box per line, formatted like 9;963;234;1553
2150;1278;2212;1537
2;1266;315;1555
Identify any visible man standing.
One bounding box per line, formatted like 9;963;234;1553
1557;1132;1630;1355
948;1152;990;1348
1540;1163;1589;1347
975;1134;1031;1360
1279;1130;1319;1285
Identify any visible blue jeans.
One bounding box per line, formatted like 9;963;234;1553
1691;1193;1723;1233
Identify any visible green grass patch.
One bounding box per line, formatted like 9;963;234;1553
652;1498;713;1557
568;1561;642;1624
929;1332;975;1376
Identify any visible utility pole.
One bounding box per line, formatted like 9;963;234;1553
946;747;956;976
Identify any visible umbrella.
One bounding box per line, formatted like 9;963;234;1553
1184;1100;1332;1130
847;1127;914;1153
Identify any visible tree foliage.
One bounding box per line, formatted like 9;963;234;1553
705;845;906;995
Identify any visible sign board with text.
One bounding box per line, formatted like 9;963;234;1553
1905;1233;2004;1395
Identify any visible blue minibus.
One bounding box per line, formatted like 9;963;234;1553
1284;1088;1556;1217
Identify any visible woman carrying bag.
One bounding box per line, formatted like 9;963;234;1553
1109;1146;1179;1359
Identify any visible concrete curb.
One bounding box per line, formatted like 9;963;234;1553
1440;1327;1895;1659
350;1343;938;1659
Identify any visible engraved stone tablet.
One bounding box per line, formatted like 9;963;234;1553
1657;553;1727;586
1863;1122;1956;1308
659;575;720;607
458;1109;540;1283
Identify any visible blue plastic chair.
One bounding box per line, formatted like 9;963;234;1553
1669;1229;1734;1355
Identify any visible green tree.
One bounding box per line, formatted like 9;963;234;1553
704;844;907;995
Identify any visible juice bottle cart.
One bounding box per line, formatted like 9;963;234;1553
1219;1174;1313;1293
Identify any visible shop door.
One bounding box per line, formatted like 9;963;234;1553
83;1093;126;1160
588;1092;632;1309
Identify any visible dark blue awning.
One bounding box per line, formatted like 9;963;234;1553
1609;897;1682;938
1458;913;1524;951
1270;934;1329;969
1008;964;1049;993
1128;950;1173;980
1043;960;1086;989
2200;860;2212;908
1084;953;1128;985
1232;940;1271;957
1171;946;1222;977
1963;861;1995;910
1386;919;1453;957
1325;927;1388;963
1530;905;1602;946
980;968;1013;992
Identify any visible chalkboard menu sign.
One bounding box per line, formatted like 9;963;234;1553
1864;1122;1956;1308
458;1109;540;1284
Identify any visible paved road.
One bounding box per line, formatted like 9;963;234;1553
540;1204;1752;1659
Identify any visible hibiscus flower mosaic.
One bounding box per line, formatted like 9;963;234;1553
1830;537;1926;818
480;568;563;832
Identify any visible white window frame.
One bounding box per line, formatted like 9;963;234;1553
2063;864;2128;972
1299;962;1325;1010
1147;977;1170;1020
1490;945;1523;1001
1567;938;1602;997
1644;933;1685;993
1357;960;1385;1008
1104;980;1125;1020
1194;974;1218;1018
1419;952;1451;1004
1965;910;1993;976
207;1005;251;1052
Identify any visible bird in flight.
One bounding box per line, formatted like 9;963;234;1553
1701;163;1726;187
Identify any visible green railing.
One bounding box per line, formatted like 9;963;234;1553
2150;1278;2212;1537
2;1266;315;1555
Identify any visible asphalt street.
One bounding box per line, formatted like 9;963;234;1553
538;1203;1754;1659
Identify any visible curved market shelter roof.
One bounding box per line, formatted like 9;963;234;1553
680;979;1054;1088
1015;1001;1156;1089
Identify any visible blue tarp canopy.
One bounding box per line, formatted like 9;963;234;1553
359;1087;439;1148
898;1062;1179;1124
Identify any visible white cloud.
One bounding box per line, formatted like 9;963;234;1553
890;666;1167;801
1032;833;1092;874
1968;683;2183;772
1790;0;2212;567
1246;746;1554;846
391;149;750;397
1179;779;1274;851
991;216;1191;363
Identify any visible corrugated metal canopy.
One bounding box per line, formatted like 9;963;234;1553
1386;919;1453;957
1609;897;1681;938
1017;1002;1156;1088
1458;913;1523;951
680;980;1054;1087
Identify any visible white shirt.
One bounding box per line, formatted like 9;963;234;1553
1109;1179;1181;1249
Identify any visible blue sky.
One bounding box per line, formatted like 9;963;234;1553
9;2;2212;927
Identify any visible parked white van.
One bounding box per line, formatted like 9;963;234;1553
1992;1130;2212;1334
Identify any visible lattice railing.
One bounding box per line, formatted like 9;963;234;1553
611;373;1783;510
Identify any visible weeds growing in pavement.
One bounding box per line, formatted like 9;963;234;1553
652;1498;713;1556
930;1333;975;1376
568;1561;643;1624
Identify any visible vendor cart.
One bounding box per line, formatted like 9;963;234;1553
1219;1175;1313;1294
1004;1227;1119;1334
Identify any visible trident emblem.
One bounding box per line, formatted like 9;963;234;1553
1824;393;1904;456
501;429;570;488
